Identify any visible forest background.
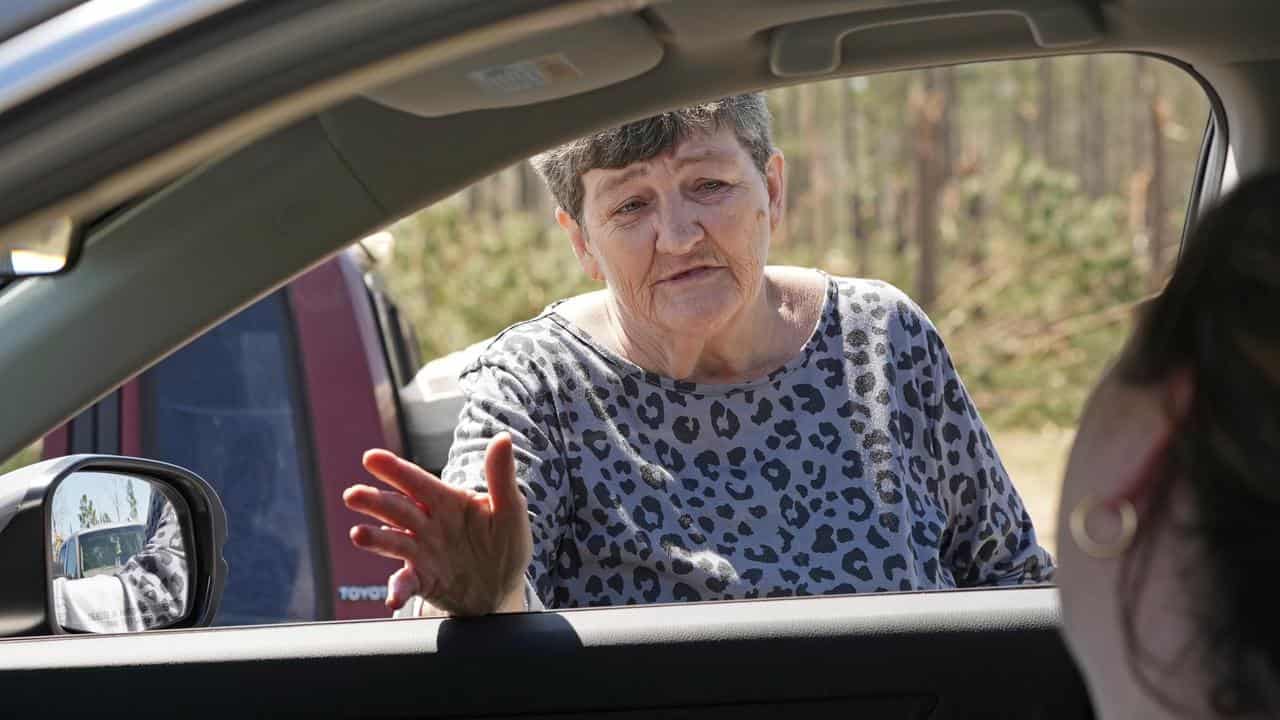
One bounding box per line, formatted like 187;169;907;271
380;55;1210;554
1;55;1210;555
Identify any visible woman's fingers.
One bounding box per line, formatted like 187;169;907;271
386;565;419;610
343;484;430;536
362;449;454;509
348;524;420;561
484;433;526;520
349;441;529;617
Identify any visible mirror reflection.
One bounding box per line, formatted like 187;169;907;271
50;471;190;633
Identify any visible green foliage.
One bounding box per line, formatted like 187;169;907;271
383;166;1146;430
768;155;1152;428
378;56;1206;434
385;203;598;362
77;494;98;529
935;158;1147;428
126;483;139;522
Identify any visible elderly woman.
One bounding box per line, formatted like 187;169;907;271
343;93;1052;616
1056;173;1280;717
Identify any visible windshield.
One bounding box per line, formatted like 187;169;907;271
78;526;143;576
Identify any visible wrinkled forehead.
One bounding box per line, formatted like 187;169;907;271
582;126;748;199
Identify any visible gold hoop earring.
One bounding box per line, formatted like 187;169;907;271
1069;494;1138;559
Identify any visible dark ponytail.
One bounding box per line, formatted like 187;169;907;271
1117;172;1280;715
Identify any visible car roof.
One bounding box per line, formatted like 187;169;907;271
70;522;144;540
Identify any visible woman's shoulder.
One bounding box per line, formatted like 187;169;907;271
455;293;621;384
826;273;908;304
548;289;610;330
468;312;576;368
764;267;918;311
824;274;935;330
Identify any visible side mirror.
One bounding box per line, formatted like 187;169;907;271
0;455;227;636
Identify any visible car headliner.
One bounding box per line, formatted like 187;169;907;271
0;0;1276;462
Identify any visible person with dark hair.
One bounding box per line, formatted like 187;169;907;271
344;94;1053;616
1056;172;1280;717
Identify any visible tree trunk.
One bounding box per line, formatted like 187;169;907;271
912;69;949;311
1131;57;1149;186
786;85;814;248
518;161;552;215
968;191;987;270
494;165;520;218
829;81;850;265
1080;55;1107;197
1037;58;1056;165
942;67;959;180
849;89;873;276
802;84;830;258
892;182;911;257
1014;63;1033;162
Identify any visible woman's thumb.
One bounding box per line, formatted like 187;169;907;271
387;565;419;610
484;432;524;517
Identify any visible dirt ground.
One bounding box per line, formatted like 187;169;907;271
989;426;1076;559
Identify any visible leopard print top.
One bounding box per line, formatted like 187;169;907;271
443;273;1054;608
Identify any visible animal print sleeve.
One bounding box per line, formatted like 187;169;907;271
894;298;1055;587
443;361;571;604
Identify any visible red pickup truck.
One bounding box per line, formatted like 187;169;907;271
42;248;457;626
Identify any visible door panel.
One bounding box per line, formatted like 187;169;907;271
288;256;404;620
0;587;1090;718
141;290;326;626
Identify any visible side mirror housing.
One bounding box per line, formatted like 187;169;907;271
0;455;228;636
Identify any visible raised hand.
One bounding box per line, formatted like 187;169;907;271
342;432;532;616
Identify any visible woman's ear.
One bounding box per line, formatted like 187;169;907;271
1110;367;1195;507
765;151;786;232
556;207;603;282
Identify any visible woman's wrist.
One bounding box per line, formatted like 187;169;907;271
494;584;530;613
405;578;533;617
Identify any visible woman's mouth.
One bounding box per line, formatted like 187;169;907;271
662;266;721;284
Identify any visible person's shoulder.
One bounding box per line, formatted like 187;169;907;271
827;273;908;305
408;313;568;397
458;293;617;384
549;289;610;332
466;312;573;372
765;266;828;327
825;275;934;329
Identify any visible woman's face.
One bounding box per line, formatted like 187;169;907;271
561;126;784;339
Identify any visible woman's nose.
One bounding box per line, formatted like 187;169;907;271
654;199;704;255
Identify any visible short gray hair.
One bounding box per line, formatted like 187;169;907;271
531;93;775;221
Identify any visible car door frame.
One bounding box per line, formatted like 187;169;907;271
0;1;1257;718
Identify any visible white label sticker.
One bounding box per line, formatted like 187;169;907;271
338;585;387;602
468;53;581;95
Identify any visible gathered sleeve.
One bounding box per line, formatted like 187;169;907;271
441;358;572;605
890;296;1055;587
